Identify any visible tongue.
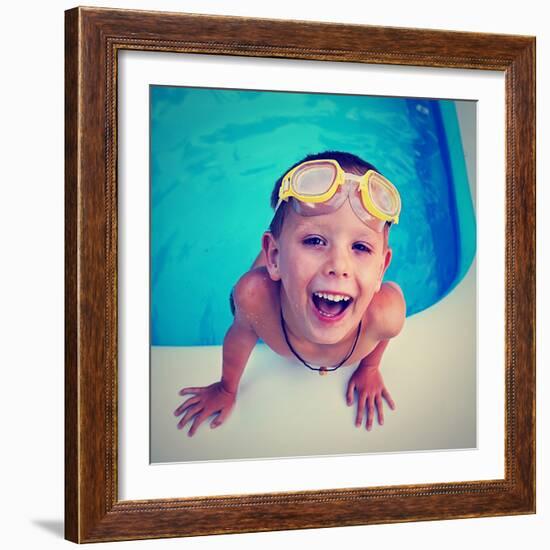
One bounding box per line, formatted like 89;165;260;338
317;297;346;316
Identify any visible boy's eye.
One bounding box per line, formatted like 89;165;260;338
353;242;372;254
303;236;325;247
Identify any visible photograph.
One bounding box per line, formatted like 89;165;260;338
150;86;477;463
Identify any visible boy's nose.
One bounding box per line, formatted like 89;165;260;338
328;267;349;278
325;251;350;278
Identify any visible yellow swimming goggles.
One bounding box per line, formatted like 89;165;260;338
275;159;401;233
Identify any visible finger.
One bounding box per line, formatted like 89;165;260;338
210;406;232;429
346;381;356;406
382;388;396;410
375;395;384;426
173;396;200;417
366;397;375;431
177;405;202;430
179;386;205;396
188;410;209;437
355;392;367;427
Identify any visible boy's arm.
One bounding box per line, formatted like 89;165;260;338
357;338;390;368
174;274;260;436
346;282;405;430
220;315;259;393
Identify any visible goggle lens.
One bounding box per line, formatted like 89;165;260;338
367;172;400;216
292;162;337;196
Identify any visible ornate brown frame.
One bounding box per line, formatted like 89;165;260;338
65;6;536;543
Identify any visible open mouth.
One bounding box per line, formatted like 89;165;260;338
311;291;353;319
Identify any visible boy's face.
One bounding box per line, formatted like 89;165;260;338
264;199;392;346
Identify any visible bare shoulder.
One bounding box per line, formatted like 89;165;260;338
366;282;406;340
232;267;278;322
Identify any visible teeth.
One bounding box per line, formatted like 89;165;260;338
314;292;351;302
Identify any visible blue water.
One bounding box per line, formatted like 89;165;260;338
150;86;476;346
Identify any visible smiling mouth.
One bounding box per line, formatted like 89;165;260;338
311;291;354;318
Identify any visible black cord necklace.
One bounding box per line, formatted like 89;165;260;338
280;309;362;375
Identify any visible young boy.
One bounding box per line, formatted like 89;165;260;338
174;151;406;436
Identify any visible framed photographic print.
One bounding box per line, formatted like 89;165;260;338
65;6;535;543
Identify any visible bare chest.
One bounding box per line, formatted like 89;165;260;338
253;308;380;369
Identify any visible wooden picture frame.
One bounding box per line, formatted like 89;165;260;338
65;6;535;543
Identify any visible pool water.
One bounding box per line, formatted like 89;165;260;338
151;86;475;346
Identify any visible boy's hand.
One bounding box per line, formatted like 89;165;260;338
346;364;395;431
174;382;236;436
